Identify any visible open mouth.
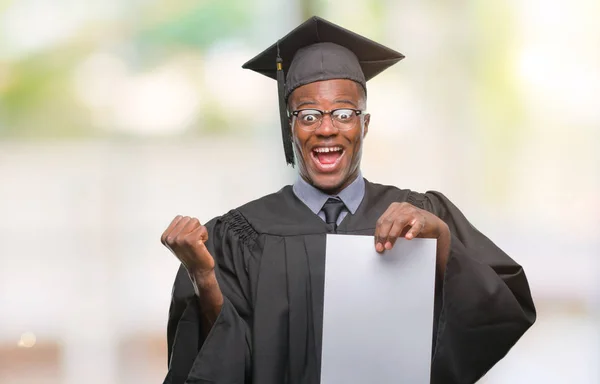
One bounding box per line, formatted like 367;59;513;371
310;146;345;172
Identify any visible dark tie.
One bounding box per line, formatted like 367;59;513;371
322;197;346;231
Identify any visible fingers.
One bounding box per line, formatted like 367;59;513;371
375;204;411;252
177;218;201;241
162;216;201;250
165;217;191;248
405;215;426;240
161;216;215;273
374;206;397;253
374;203;429;252
161;215;183;245
386;217;413;248
184;225;210;256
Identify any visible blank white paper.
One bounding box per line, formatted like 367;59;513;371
321;235;437;384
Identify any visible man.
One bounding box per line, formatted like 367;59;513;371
161;16;536;384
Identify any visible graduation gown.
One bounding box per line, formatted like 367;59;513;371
164;179;536;384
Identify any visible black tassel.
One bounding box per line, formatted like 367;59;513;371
276;47;295;166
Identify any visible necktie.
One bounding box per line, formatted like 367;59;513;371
322;197;346;231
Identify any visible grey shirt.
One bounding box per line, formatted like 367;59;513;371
292;172;365;225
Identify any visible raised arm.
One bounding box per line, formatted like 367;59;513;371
162;214;254;384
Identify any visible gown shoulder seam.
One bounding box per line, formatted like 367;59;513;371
407;190;428;209
221;209;259;246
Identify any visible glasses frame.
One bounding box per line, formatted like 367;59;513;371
290;108;366;131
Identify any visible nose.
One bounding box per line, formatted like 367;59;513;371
314;114;337;137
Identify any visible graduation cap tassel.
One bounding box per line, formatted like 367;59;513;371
276;48;295;166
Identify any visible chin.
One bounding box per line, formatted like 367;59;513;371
309;172;347;194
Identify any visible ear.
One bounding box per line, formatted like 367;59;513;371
362;113;370;138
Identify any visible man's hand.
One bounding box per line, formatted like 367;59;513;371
375;202;451;274
161;215;216;281
162;216;223;333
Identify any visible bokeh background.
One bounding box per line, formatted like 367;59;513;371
1;0;599;383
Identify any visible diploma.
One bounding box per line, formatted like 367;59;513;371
321;235;437;383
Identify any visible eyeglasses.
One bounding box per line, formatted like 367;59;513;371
291;108;365;131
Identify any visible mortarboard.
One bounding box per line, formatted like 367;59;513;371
242;16;404;166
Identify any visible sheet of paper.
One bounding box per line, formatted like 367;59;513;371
321;235;437;384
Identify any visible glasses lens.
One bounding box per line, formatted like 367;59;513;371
296;109;322;130
332;109;358;130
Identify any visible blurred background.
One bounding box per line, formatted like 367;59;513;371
1;0;599;383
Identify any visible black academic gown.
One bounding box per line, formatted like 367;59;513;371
164;180;536;384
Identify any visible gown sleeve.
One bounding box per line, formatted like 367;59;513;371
164;210;255;384
411;191;536;384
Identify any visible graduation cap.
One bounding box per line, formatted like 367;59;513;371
242;16;404;166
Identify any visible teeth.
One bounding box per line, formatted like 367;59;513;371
314;147;342;153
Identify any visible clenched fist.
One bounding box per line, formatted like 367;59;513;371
161;215;223;333
161;215;215;275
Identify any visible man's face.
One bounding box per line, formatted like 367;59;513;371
287;79;370;194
